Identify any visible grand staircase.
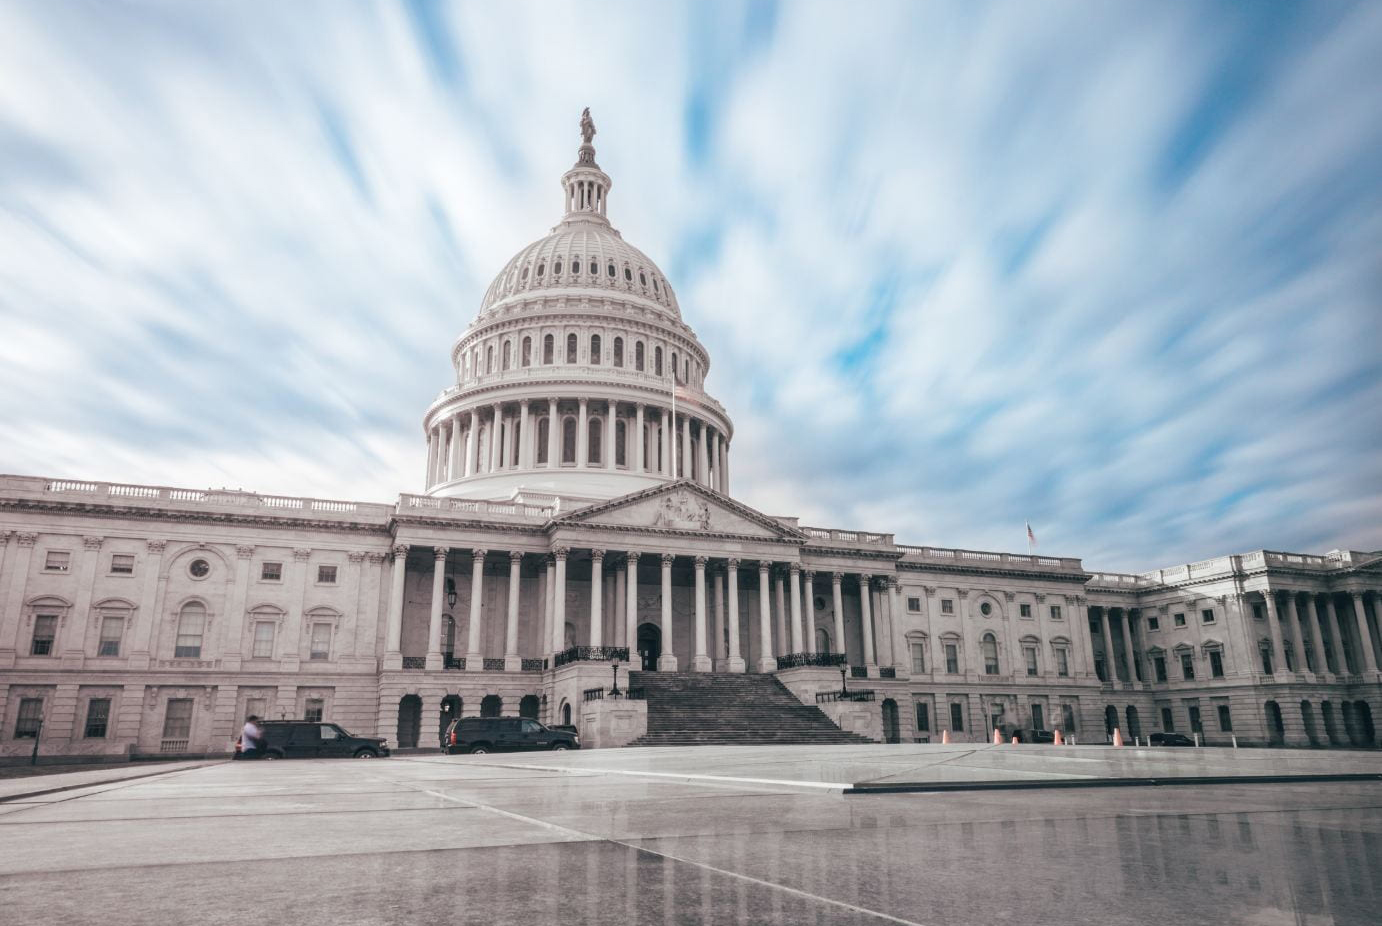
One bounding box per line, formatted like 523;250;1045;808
623;671;874;746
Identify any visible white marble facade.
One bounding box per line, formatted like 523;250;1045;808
1;116;1379;759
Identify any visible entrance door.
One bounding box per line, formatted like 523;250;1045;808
397;695;422;749
637;622;662;671
882;699;900;744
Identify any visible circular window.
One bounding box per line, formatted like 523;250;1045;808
980;602;992;616
188;559;211;579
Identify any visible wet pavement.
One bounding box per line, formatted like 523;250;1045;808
0;746;1379;925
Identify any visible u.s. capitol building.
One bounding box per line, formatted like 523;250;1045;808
2;116;1379;760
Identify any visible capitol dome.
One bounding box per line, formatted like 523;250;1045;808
420;111;733;505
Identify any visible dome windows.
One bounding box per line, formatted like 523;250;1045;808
566;334;578;364
613;337;624;367
554;259;562;275
571;257;580;274
501;341;512;371
590;334;602;365
543;334;555;364
654;346;663;376
635;341;645;371
536;262;545;278
521;266;528;281
589;260;597;275
639;271;647;288
521;336;532;367
623;267;632;282
607;262;616;278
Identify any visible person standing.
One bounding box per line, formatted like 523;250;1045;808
240;715;265;759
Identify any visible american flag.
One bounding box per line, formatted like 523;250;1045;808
1026;521;1037;548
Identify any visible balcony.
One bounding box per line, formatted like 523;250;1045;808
553;646;630;668
776;652;847;669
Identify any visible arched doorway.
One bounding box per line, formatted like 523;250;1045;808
519;695;539;720
397;695;422;749
816;627;831;654
1104;705;1119;740
882;698;900;744
637;622;661;671
1342;702;1359;746
1125;706;1141;741
1300;701;1320;746
1264;701;1285;746
1322;701;1341;745
560;701;572;726
1356;701;1375;747
439;695;462;747
480;695;502;718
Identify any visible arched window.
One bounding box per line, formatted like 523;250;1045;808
589;260;597;275
615;420;627;466
590;334;601;365
480;695;502;718
501;340;512;371
571;256;580;275
566;334;577;364
671;351;678;380
543;334;554;365
175;602;206;658
536;418;549;465
635;341;645;371
654;346;663;376
684;358;690;382
623;266;632;282
536;262;545;278
639;271;647;288
653;277;660;294
561;417;577;464
462;352;471;381
588;418;602;465
486;345;494;374
553;259;562;275
981;633;999;675
521;337;532;367
613;337;624;367
607;262;616;278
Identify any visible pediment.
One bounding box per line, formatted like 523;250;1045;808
553;481;804;541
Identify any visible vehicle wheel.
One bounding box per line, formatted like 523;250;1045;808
354;749;377;759
469;744;490;754
551;743;570;751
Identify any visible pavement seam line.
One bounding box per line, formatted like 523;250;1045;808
0;763;220;811
413;758;850;792
376;771;927;926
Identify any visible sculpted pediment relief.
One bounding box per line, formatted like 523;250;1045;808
556;482;800;540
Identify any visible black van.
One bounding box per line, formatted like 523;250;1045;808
442;717;579;754
248;721;390;759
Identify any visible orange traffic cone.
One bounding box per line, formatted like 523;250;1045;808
1112;727;1124;747
992;728;1003;745
1010;735;1019;745
941;729;951;744
1053;729;1064;745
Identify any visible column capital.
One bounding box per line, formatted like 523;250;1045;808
391;543;409;560
83;535;105;550
660;553;675;566
146;539;169;555
293;548;312;562
367;552;388;565
788;563;801;576
590;548;606;561
725;557;740;570
832;572;844;584
956;588;969;599
1003;590;1016;602
17;532;38;547
471;548;488;561
802;569;815;580
758;561;771;575
694;555;708;567
553;546;570;560
433;547;449;562
624;551;641;566
509;550;524;564
578;396;588;407
237;545;256;560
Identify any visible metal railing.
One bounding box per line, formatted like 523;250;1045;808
850;666;868;678
583;686;646;702
521;658;545;672
776;652;847;669
553;646;630;667
160;739;189;753
879;667;897;679
402;656;427;670
483;658;506;671
816;690;876;703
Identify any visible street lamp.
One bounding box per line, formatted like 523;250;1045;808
610;656;623;697
840;663;848;695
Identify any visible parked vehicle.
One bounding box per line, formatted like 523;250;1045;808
442;717;579;754
1148;732;1195;747
1010;728;1056;744
235;721;389;759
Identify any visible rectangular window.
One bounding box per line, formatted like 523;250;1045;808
1188;705;1203;734
949;702;965;732
1049;605;1062;620
941;599;954;614
945;643;959;674
1024;646;1038;676
1147;615;1160;631
910;643;925;674
1056;649;1070;677
1217;705;1233;732
1201;609;1215;624
261;562;283;581
1260;647;1273;674
316;565;337;585
1095;657;1106;682
1173;612;1186;627
174;610;204;659
252;622;275;659
1031;703;1045;731
915;702;930;732
30;615;57;656
1061;703;1077;733
15;698;43;738
245;697;267;721
907;597;921;613
84;698;111;738
1019;603;1032;618
1252;603;1264;621
109;554;135;575
1209;650;1224;678
44;550;71;572
1180;652;1195;680
161;699;193;739
98;616;123;656
304;699;324;723
309;623;331;661
1160;707;1175;731
1154;656;1167;682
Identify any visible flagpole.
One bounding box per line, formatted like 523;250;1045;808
669;367;677;480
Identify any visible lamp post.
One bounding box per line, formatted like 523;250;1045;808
610;657;622;697
840;663;848;696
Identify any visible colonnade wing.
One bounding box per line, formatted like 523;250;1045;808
547;478;806;543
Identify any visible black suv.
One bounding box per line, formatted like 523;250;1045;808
1148;732;1195;747
442;717;579;754
249;721;390;759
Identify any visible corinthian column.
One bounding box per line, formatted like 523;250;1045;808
659;554;678;671
1351;592;1379;673
1262;592;1287;675
426;548;447;670
692;556;711;671
504;551;522;671
589;549;605;647
859;575;876;667
465;549;486;671
552;548;568;654
625;554;639;661
577;398;589;467
635;405;646;472
802;570;816;655
757;563;776;672
547;398;559;467
831;573;846;662
788;564;803;654
726;558;744;672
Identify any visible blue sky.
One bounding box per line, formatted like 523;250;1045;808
1;1;1379;571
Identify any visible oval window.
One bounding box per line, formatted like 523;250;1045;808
624;267;632;281
607;263;616;278
590;261;597;275
536;263;545;277
653;278;660;294
189;559;211;579
572;258;580;274
639;271;647;287
980;602;992;616
520;266;528;280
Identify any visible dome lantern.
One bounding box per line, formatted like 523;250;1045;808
560;108;612;224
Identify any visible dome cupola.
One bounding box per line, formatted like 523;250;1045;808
420;111;733;506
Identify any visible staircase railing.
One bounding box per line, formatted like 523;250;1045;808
776;652;847;669
816;690;876;703
554;646;630;668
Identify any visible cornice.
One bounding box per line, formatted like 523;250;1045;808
896;559;1091;585
546;520;805;547
801;545;902;563
0;499;392;536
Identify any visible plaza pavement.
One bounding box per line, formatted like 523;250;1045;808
0;744;1379;924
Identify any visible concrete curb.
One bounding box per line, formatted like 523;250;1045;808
0;761;220;804
845;772;1382;794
